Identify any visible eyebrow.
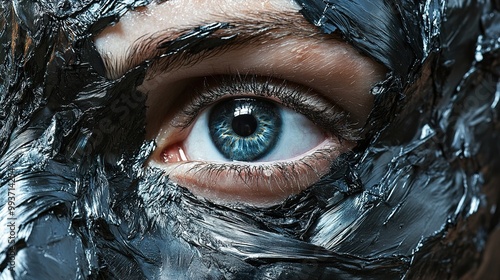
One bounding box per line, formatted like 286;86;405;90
100;11;340;79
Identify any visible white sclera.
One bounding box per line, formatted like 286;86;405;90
184;103;325;163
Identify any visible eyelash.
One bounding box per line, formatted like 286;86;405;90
172;74;361;142
159;140;343;207
180;147;335;192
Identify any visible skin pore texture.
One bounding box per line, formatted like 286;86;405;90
0;0;499;279
94;0;386;206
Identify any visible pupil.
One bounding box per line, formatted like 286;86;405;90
232;114;257;137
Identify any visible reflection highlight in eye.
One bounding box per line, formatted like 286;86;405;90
148;75;358;206
206;97;283;161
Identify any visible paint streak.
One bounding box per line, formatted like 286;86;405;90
0;0;498;279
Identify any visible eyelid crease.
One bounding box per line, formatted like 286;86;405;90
172;75;362;142
99;11;339;79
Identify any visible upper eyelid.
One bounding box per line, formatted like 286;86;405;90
133;20;383;144
138;35;381;118
168;75;362;141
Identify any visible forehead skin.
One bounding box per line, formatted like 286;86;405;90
96;0;302;50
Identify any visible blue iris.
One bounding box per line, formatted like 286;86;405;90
209;98;282;161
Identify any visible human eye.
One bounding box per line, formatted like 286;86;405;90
145;72;370;207
128;23;386;206
180;76;335;163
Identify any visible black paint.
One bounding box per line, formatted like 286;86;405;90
0;0;498;279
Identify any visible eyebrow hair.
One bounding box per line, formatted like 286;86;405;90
100;11;340;79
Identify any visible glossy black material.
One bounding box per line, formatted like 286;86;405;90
0;0;498;279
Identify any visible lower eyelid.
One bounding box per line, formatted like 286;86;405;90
151;138;350;206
